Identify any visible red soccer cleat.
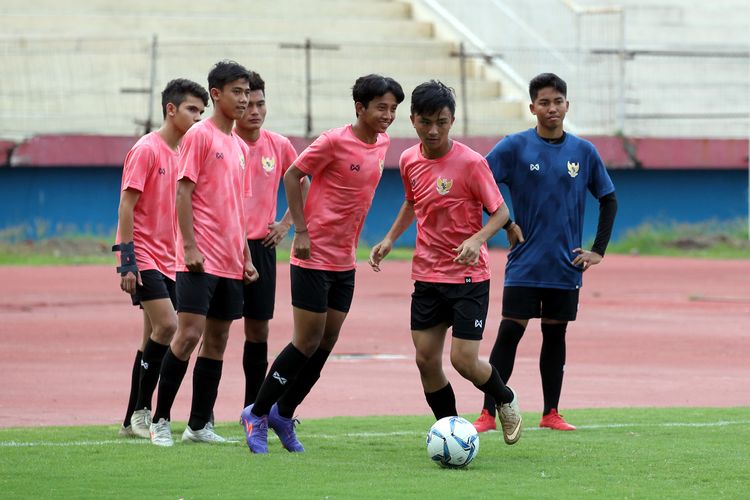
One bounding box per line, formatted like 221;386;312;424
539;409;576;431
472;408;497;432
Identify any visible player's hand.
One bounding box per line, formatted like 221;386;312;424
571;248;602;271
120;271;141;295
263;220;290;248
453;237;482;266
506;222;525;249
368;239;393;272
184;245;205;273
243;259;259;284
292;231;311;260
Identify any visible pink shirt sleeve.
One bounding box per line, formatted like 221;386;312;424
399;151;415;202
471;158;504;213
281;139;298;175
122;145;156;193
178;126;209;184
294;133;333;176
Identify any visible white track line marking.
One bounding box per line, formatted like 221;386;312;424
2;420;748;448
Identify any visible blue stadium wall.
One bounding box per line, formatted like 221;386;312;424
0;167;747;246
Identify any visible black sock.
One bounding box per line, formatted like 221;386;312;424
540;322;568;415
252;343;308;417
243;341;268;408
123;350;143;427
425;383;457;420
475;366;513;406
135;339;169;410
188;357;223;430
277;347;331;418
483;320;525;415
152;348;188;422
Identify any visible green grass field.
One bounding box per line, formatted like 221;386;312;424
2;408;748;498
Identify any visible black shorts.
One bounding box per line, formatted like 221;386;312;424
410;280;490;340
243;239;276;320
131;270;176;308
290;264;355;313
502;286;579;321
176;272;244;321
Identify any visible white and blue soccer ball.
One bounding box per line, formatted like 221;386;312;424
426;416;480;468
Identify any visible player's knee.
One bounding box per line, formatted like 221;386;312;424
449;352;477;379
415;351;440;376
151;319;177;344
243;319;269;343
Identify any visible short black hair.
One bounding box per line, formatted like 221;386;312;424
247;71;265;94
352;74;405;113
161;78;209;118
207;60;251;100
410;80;456;117
529;73;567;101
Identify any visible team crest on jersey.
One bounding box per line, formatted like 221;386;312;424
239;153;245;170
379;158;384;174
567;161;579;178
262;156;275;173
436;177;453;195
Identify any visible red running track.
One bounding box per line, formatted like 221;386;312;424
0;252;748;427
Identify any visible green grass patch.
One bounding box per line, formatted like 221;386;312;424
607;219;749;259
1;407;748;498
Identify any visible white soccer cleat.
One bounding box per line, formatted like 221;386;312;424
130;408;152;439
181;421;227;444
497;386;523;445
149;418;174;447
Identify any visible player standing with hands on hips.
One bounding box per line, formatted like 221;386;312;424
369;80;523;446
473;73;617;433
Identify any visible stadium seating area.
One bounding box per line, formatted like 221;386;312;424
0;0;746;140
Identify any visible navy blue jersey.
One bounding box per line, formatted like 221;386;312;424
486;128;615;289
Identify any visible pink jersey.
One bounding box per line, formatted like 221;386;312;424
400;140;504;284
237;129;297;240
176;118;249;280
116;131;178;279
291;124;389;271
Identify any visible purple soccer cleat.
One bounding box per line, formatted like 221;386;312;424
240;404;268;454
268;404;305;452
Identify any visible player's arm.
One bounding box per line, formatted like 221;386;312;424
243;241;259;283
264;176;310;248
454;203;510;266
283;165;311;259
572;191;618;271
115;188;142;294
368;200;415;272
176;178;204;273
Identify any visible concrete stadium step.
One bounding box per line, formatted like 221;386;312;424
0;0;411;19
0;15;434;41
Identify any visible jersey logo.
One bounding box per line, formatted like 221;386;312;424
567;161;579;178
530;163;540;171
262;156;275;173
215;152;224;160
158;167;166;175
350;164;360;172
239;153;245;170
272;371;287;385
379;159;385;174
436;177;453;195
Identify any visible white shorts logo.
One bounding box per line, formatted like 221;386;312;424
475;319;483;328
140;360;149;370
272;371;287;385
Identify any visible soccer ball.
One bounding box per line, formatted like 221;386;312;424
426;416;479;468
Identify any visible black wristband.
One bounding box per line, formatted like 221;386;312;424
503;219;514;230
112;241;138;275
